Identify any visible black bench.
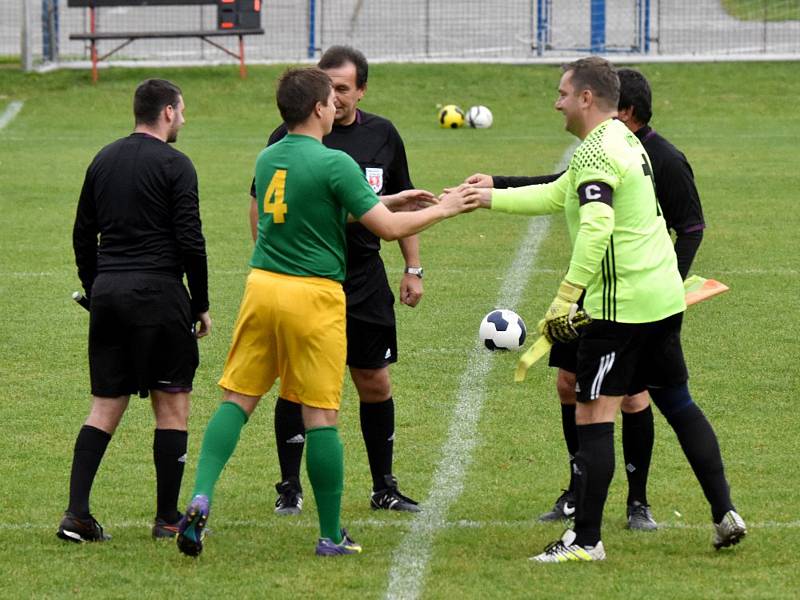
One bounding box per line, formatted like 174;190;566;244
67;1;264;82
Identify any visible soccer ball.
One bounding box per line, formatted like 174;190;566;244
479;309;527;351
438;104;465;129
466;105;493;128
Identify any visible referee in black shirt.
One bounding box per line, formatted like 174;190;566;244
58;79;211;543
251;46;427;514
466;68;705;531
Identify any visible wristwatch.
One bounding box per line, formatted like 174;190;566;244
404;266;424;278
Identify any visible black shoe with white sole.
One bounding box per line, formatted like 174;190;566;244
370;475;420;512
56;512;111;543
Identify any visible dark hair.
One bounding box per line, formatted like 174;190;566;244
562;57;619;111
133;79;182;126
276;67;332;128
617;68;652;125
318;45;368;89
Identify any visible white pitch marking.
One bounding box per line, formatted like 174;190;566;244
385;142;579;600
0;101;23;131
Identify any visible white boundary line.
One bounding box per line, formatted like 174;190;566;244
385;143;578;600
0;101;24;131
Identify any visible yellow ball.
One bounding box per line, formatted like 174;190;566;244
438;104;465;129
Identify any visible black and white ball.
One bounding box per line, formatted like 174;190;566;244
466;105;493;129
479;309;526;351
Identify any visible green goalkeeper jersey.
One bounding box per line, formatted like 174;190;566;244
492;118;685;323
251;133;379;282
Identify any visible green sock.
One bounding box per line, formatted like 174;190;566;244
306;426;344;542
192;401;248;503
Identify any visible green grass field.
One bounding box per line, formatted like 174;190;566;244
1;61;798;599
722;0;800;21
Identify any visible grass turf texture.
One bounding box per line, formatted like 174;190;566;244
721;0;800;21
0;62;798;598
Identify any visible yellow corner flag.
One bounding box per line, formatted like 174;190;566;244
514;335;552;382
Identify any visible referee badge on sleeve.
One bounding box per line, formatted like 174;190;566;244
366;168;384;193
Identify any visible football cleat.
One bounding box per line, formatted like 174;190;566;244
530;529;605;563
274;477;303;515
370;475;420;512
713;510;747;550
537;489;576;522
315;528;362;556
152;514;183;539
177;495;209;557
56;512;111;543
626;501;658;531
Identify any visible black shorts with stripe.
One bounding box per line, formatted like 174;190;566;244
575;312;688;403
548;338;579;372
345;316;398;369
88;272;199;398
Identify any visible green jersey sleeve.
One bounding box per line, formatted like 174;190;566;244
328;151;379;218
491;172;570;215
566;201;614;288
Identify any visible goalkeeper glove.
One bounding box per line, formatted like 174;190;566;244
542;281;592;344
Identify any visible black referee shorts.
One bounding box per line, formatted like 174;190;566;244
576;312;688;403
548;338;579;373
88;272;199;398
345;316;398;369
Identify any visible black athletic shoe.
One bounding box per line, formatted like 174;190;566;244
152;514;183;539
56;512;111;543
274;477;303;515
537;489;576;522
370;475;421;512
626;501;658;531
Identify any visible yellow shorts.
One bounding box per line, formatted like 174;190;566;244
218;269;346;410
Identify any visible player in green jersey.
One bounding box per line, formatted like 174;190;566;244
176;67;477;558
443;57;745;562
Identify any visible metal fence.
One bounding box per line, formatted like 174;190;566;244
2;1;799;68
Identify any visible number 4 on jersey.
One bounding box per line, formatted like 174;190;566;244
263;169;288;223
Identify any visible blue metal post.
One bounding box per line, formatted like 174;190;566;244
590;0;605;54
308;0;316;59
41;0;59;62
643;0;651;53
536;0;547;56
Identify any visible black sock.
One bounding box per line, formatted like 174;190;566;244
573;422;615;547
67;425;112;518
664;403;733;523
153;429;188;523
360;398;394;491
274;397;304;485
560;403;579;492
622;405;654;506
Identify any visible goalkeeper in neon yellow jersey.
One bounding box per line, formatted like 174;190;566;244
442;56;745;562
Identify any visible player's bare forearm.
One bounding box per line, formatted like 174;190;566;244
398;235;420;266
359;194;476;241
382;189;437;212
